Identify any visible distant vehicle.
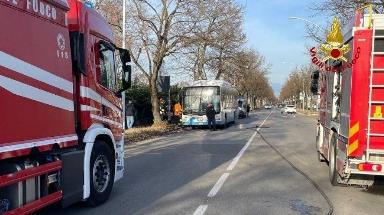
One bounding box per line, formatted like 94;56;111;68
181;80;239;128
281;105;296;114
237;98;248;118
264;105;272;109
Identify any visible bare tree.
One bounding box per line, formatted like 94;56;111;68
221;49;276;106
311;0;384;24
95;0;273;121
124;0;195;124
95;0;123;46
305;1;384;43
182;0;245;80
279;65;313;108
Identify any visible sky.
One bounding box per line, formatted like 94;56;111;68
236;0;328;95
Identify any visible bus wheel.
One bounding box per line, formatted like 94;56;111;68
329;134;341;186
233;112;236;124
87;140;115;206
223;114;228;128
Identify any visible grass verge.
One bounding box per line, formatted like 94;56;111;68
124;123;181;144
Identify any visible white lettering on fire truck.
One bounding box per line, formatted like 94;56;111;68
26;0;57;20
6;0;18;5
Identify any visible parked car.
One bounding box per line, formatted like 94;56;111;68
281;105;296;114
264;105;272;109
238;108;247;118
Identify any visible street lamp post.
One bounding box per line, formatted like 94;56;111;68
123;0;126;49
122;0;126;129
289;16;326;32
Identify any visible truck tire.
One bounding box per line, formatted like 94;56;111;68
316;129;325;162
87;140;115;206
329;134;341;186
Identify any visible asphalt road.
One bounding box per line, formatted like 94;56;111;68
40;110;384;215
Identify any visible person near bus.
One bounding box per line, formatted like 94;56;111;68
206;103;216;131
246;104;251;117
174;102;182;117
126;100;136;129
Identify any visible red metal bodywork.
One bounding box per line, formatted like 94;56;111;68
0;0;123;213
349;30;372;157
0;0;78;160
318;13;384;173
68;0;123;141
0;0;123;160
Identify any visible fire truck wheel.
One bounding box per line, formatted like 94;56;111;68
329;134;341;186
316;130;325;162
87;141;115;206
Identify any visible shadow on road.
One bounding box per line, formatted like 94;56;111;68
38;112;263;215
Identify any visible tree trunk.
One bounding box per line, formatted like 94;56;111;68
150;47;165;125
215;49;224;80
193;43;208;80
150;73;162;125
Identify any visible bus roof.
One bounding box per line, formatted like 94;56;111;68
184;80;236;89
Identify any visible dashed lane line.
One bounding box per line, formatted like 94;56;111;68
192;111;273;215
227;111;272;171
207;173;230;197
193;205;208;215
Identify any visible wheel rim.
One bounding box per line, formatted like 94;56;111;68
92;155;111;193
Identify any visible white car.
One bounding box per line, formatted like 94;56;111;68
281;105;296;114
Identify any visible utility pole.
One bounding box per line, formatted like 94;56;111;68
122;0;126;129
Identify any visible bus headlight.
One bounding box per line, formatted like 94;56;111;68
182;115;189;122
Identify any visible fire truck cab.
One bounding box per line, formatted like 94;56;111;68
0;0;131;213
314;10;384;187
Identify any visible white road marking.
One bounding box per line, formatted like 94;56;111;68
196;112;273;214
226;111;273;171
193;205;208;215
207;173;230;197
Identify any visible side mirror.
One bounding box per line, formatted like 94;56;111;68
118;48;132;91
311;70;320;95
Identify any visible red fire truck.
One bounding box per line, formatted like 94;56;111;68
0;0;131;213
313;10;384;187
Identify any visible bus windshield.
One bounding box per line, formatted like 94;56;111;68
183;86;220;115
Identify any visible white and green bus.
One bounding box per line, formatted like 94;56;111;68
181;80;239;128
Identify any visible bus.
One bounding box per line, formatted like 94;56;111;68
181;80;239;128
